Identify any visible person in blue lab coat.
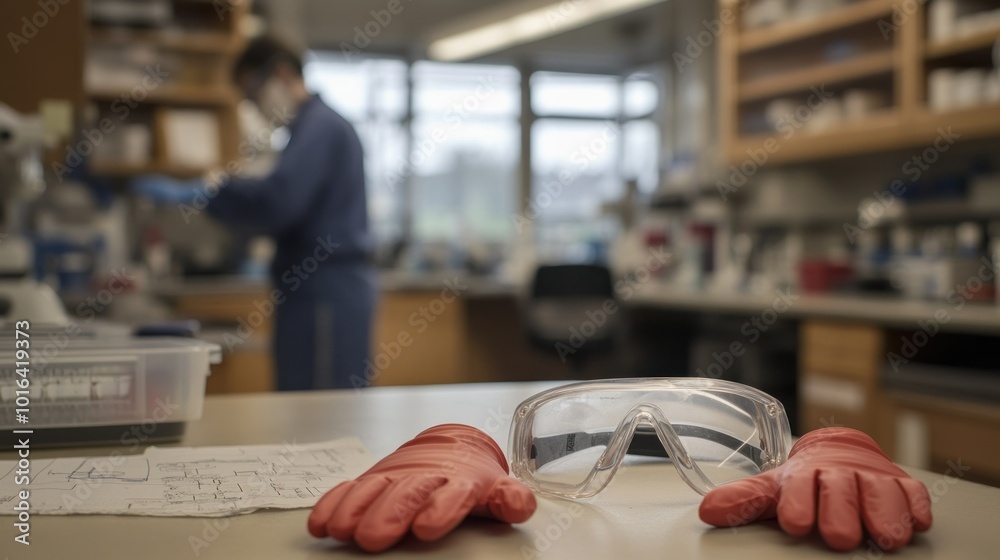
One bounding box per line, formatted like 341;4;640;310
133;36;376;391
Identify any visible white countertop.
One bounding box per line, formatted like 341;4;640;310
3;382;999;559
631;283;1000;334
149;273;1000;333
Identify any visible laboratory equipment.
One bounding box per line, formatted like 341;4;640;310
508;378;792;499
0;104;216;449
0;236;70;326
308;424;535;553
0;337;219;447
0;103;69;327
0;102;48;201
307;385;931;553
700;427;933;552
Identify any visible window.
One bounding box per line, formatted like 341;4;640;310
304;54;662;258
410;62;521;243
530;71;661;260
305;54;408;242
622;119;660;193
532;72;620;117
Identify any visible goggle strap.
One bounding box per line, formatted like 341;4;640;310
530;424;763;469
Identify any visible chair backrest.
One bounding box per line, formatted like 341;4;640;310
530;264;614;300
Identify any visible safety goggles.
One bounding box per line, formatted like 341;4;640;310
509;378;792;499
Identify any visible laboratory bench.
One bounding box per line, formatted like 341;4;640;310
378;270;521;297
149;275;1000;336
148;273;555;391
148;271;520;299
3;382;999;559
150;274;1000;335
630;283;1000;335
148;277;277;394
628;283;1000;487
141;274;1000;486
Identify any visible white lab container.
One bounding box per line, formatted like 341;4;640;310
954;69;986;108
843;89;889;121
0;338;218;444
929;69;957;111
929;0;958;42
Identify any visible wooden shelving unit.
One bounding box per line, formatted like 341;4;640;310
739;0;897;53
731;110;902;164
925;28;1000;58
88;86;239;106
90;28;241;55
89;161;211;178
719;0;1000;165
739;50;895;101
86;1;250;178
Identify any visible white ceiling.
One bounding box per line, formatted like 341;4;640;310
260;0;680;74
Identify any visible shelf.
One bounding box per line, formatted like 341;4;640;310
738;50;895;102
886;200;1000;225
89;86;239;106
90;27;239;54
721;0;1000;166
913;102;1000;140
925;28;1000;59
730;102;1000;164
739;0;896;53
90;161;209;178
730;110;902;164
741;200;1000;230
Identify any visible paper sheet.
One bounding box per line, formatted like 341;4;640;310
0;437;373;516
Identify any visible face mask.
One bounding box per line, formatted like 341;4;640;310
256;77;298;122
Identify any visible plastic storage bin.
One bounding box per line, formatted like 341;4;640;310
0;337;219;446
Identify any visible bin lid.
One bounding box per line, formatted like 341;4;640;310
0;336;222;366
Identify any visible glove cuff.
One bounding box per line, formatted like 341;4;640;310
789;427;890;460
408;424;510;473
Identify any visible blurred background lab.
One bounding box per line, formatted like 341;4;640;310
3;0;1000;485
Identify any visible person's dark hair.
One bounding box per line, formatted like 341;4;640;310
233;35;304;83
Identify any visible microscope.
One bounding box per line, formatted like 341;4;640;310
0;102;71;326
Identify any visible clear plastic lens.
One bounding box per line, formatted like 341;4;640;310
680;435;762;486
509;379;792;499
534;445;608;487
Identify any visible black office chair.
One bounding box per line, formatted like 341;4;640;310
523;264;621;375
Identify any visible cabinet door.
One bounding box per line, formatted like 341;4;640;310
799;321;886;438
371;291;467;386
889;393;1000;487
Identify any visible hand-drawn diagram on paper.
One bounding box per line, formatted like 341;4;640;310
0;437;373;516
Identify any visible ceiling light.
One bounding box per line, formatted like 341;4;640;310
428;0;667;62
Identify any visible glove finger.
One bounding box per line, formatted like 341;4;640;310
858;472;913;551
897;477;933;532
699;474;779;528
816;469;862;551
325;475;393;544
354;475;448;553
411;479;478;542
776;468;818;537
483;477;537;524
307;481;354;538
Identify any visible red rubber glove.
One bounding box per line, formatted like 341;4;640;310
699;427;932;551
307;424;536;552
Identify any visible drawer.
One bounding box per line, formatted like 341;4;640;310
800;373;879;436
372;292;467;386
801;321;884;380
208;348;274;394
175;293;274;324
891;392;1000;484
800;400;872;435
802;321;883;354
